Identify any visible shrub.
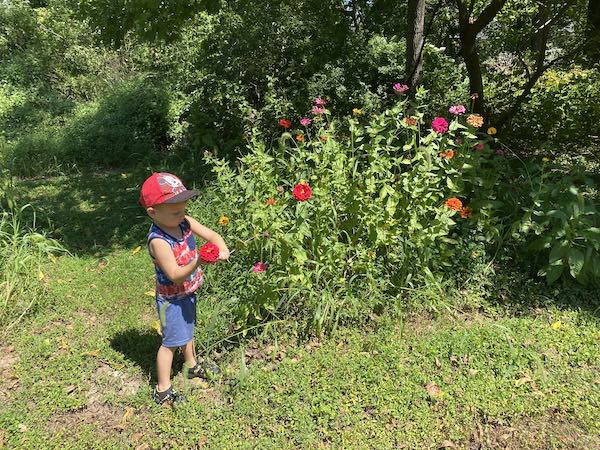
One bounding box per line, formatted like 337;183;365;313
203;92;499;333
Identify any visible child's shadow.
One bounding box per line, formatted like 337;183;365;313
110;329;166;382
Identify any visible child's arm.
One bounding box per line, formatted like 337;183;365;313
186;215;230;260
150;238;201;285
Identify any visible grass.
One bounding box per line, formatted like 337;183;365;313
1;171;599;449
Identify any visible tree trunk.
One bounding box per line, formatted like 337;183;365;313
587;0;600;60
459;27;486;115
406;0;427;93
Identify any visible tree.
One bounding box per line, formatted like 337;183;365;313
587;0;600;60
405;0;426;92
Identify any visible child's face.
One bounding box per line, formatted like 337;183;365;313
147;201;188;228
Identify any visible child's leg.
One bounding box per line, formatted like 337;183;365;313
156;345;176;392
180;340;197;368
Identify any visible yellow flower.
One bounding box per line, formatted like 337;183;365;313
551;320;561;330
487;127;497;135
542;157;550;163
352;108;364;116
218;215;230;226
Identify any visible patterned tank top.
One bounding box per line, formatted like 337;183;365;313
147;219;203;300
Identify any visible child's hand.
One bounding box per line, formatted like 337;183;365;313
217;247;230;261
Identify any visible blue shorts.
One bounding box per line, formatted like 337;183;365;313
156;294;196;347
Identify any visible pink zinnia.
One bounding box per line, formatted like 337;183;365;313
311;105;326;115
473;143;485;152
393;83;409;94
431;117;449;134
300;117;312;127
252;262;268;273
314;97;327;106
449;105;466;115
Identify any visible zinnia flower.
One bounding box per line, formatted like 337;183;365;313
199;242;220;263
473;143;485;152
314;97;327;106
265;198;277;206
300;117;312;127
441;150;455;159
449;105;466;115
218;215;230;226
404;117;417;126
393;83;409;94
320;135;328;142
487;127;497;135
252;261;268;273
292;182;313;201
311;105;326;115
445;197;463;212
352;108;364;116
432;117;449;134
459;207;472;218
466;114;484;128
279;118;291;129
295;134;304;142
495;149;505;156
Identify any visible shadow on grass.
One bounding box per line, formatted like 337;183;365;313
14;167;209;256
110;329;163;382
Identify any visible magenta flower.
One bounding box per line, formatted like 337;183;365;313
431;117;449;134
252;262;268;273
314;97;327;106
473;143;485;152
449;105;466;115
311;105;326;115
495;149;505;156
300;117;312;127
393;83;409;94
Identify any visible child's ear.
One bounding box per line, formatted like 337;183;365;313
146;207;156;218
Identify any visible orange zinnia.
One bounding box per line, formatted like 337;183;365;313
466;114;484;128
404;117;417;126
445;197;463;211
441;150;455;159
296;134;304;142
459;206;472;218
265;198;277;206
320;135;328;142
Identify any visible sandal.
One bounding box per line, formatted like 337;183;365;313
187;359;221;379
152;385;185;405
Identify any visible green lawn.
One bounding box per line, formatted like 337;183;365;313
1;172;599;449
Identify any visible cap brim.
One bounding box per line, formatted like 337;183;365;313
163;189;200;204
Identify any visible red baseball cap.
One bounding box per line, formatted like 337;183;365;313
139;172;199;208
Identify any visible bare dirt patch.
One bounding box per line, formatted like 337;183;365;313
468;414;600;449
0;345;20;399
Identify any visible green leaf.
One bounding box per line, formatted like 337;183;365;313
545;262;564;285
568;248;585;278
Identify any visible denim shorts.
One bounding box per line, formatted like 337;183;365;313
156;294;196;347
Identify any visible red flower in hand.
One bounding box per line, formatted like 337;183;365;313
279;118;291;129
292;182;313;201
199;242;219;263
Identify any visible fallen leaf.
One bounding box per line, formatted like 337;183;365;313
132;246;142;256
144;291;155;297
135;444;149;450
131;433;143;442
515;374;533;387
551;320;561;330
82;349;100;357
151;320;162;336
65;385;76;394
425;382;442;399
38;271;45;281
468;368;479;376
114;407;134;430
18;424;27;433
434;357;442;369
48;254;57;262
440;440;457;448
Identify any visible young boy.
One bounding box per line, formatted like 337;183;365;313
140;172;230;405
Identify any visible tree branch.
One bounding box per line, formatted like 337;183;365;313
472;0;508;34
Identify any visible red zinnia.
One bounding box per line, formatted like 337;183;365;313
199;242;219;263
292;182;313;201
445;198;463;212
279;118;291;129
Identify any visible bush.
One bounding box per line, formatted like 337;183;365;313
202;93;503;334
